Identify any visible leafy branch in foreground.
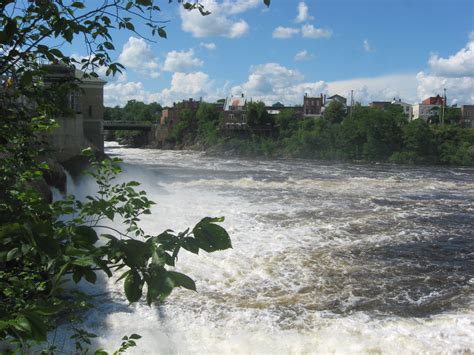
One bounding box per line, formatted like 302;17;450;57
0;148;232;351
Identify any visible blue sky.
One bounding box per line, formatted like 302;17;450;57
71;0;473;107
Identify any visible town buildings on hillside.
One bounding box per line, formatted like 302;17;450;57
160;91;473;132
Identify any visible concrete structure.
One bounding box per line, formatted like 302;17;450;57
303;93;324;116
75;70;106;152
461;105;474;128
42;65;106;162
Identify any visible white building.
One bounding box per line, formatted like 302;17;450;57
412;103;441;121
391;98;413;120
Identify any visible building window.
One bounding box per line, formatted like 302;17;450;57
88;105;92;117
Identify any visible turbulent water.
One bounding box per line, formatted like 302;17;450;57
61;142;474;353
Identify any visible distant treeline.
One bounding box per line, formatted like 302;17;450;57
104;100;162;145
106;100;474;165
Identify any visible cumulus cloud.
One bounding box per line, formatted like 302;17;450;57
272;26;300;39
117;37;160;78
200;42;216;50
162;49;203;72
363;39;375;53
294;50;313;61
427;36;474;77
327;74;418;104
231;62;326;104
104;72;215;107
295;1;313;23
301;24;332;39
180;0;262;38
416;33;474;104
416;72;474;105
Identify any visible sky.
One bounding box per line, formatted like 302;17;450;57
70;0;473;107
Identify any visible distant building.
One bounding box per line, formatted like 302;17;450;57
461;105;474;128
391;98;413;120
161;98;201;128
412;103;440;121
222;94;247;129
326;94;347;108
422;95;445;105
369;101;391;110
303;93;324;116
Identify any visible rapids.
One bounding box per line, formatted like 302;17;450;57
57;142;474;353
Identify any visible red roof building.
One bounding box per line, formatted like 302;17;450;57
422;95;445;105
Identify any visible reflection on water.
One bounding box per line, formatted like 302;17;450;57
65;142;473;353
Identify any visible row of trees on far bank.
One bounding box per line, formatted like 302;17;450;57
135;99;473;166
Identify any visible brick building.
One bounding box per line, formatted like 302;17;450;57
461;105;474;128
303;93;324;116
369;101;391;110
422;95;445;105
161;98;201;128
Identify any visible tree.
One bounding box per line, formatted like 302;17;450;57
247;101;273;127
0;0;271;351
323;100;346;124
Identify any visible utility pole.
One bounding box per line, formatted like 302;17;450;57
442;88;446;125
350;90;354;119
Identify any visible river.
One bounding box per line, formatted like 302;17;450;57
63;142;474;353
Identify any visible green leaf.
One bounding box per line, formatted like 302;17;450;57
12;316;31;334
71;2;86;9
72;256;95;267
182;237;199;254
6;247;20;261
167;271;196;291
129;334;142;340
122;240;151;267
158;27;167;39
23;312;47;341
103;41;115;50
73;225;98;247
83;268;97;284
145;268;173;305
263;0;271;7
192;218;232;252
124;270;142;303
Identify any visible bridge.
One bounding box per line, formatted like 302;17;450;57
103;120;153;131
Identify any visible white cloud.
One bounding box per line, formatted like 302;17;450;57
104;81;149;107
327;74;418;104
295;1;313;23
231;62;326;104
363;39;375;53
104;72;216;107
301;24;332;39
200;42;216;50
294;50;313;61
272;26;300;39
427;36;474;77
416;33;474;105
117;37;160;78
162;49;203;72
416;72;474;105
180;0;261;38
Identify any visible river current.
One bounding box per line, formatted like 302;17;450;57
62;142;474;353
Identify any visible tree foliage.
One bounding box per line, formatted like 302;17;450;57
0;0;275;351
